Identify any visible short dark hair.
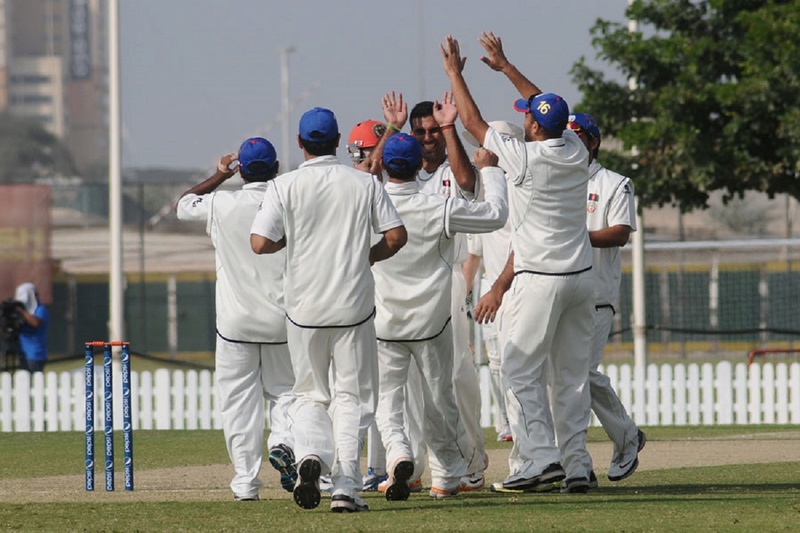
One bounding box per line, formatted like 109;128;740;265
410;101;435;124
241;161;279;183
537;120;567;140
300;138;338;156
384;164;418;181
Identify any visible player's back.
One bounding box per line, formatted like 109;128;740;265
274;157;379;327
373;184;454;340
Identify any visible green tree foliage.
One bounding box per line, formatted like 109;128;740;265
0;112;76;183
571;0;800;211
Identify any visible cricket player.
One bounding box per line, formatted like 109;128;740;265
443;33;596;494
176;137;296;501
250;107;407;513
372;131;508;500
462;120;525;443
404;94;488;490
568;112;646;484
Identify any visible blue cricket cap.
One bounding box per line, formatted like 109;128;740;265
238;137;277;174
513;92;570;132
382;133;423;171
568;113;601;139
299;107;339;142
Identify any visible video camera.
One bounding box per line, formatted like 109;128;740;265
1;298;26;337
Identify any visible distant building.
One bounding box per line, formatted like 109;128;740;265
0;0;106;172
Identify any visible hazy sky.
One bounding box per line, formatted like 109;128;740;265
120;0;630;171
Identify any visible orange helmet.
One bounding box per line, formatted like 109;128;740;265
347;120;386;162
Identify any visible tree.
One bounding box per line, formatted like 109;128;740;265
0;113;77;182
570;0;800;211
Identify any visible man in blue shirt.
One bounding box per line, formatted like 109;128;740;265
15;283;49;373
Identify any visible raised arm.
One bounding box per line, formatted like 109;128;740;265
440;35;489;148
356;92;408;176
175;153;238;212
479;31;541;100
433;90;477;193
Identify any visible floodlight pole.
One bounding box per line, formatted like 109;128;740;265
109;0;124;343
281;46;295;172
628;1;647;369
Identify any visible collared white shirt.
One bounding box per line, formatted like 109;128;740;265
586;160;637;308
374;167;507;341
251;155;403;328
177;182;286;342
416;159;480;266
483;127;592;274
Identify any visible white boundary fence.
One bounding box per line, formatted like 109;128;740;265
2;361;799;432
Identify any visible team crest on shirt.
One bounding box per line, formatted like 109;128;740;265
587;193;598;213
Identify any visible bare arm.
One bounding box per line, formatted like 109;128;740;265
20;308;42;328
462;252;482;290
440;35;490;148
433;90;477;193
479;31;541;100
589;225;632;248
250;234;286;254
174;153;238;211
472;251;515;324
370;225;407;265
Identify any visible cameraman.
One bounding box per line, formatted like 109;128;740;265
14;283;49;373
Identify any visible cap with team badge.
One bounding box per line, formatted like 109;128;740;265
513;92;569;132
299;107;339;142
382;133;423;171
238;137;277;174
568;113;601;139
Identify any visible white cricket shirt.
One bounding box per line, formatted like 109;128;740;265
483;127;592;274
177;182;286;342
250;155;403;328
416;159;480;266
586;160;637;308
373;167;507;341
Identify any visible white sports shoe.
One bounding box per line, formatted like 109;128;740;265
608;429;646;482
459;471;485;492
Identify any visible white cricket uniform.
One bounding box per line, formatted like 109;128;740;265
250;155;403;497
177;182;295;500
374;167;507;492
483;126;595;481
585;160;638;457
467;220;512;433
417;161;487;475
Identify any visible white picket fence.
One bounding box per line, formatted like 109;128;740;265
2;361;800;432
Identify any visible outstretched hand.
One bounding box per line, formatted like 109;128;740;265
478;31;510;72
440;35;467;77
433;91;458;126
382;91;407;131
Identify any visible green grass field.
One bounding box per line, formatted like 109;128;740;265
1;426;798;532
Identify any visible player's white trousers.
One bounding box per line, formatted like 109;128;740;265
502;270;594;480
482;290;509;432
376;323;469;492
451;269;487;474
368;361;427;480
287;319;378;496
590;306;637;455
215;335;295;499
